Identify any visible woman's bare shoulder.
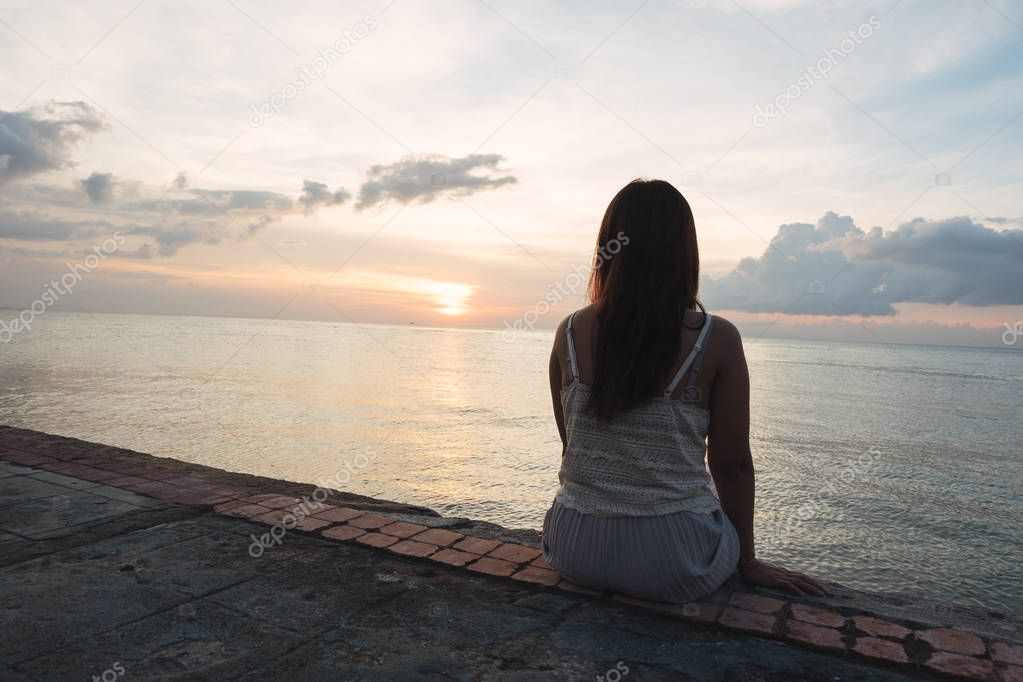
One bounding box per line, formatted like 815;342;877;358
708;313;745;358
555;305;596;333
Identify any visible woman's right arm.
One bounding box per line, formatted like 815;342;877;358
549;320;568;454
707;319;826;596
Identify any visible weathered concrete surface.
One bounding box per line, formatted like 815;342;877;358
1;426;1018;680
0;484;912;681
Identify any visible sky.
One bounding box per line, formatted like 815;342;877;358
1;0;1022;347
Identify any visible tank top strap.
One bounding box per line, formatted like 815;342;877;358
565;312;580;382
663;313;714;398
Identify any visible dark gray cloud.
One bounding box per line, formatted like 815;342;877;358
80;172;116;203
356;153;517;209
127;189;294;216
0;207;111;241
299;179;350;213
702;212;1023;315
0;101;105;185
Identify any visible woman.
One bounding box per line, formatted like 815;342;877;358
542;179;825;602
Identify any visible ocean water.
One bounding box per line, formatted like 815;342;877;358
1;310;1021;612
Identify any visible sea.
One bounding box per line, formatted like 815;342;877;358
1;310;1020;612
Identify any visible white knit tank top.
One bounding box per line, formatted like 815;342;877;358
554;312;721;517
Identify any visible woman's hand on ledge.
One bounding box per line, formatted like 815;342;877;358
739;558;827;597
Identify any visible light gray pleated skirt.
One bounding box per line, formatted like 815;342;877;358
541;500;740;603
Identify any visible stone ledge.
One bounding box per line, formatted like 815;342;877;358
2;425;1020;681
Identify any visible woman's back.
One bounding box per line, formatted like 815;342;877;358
555;306;720;516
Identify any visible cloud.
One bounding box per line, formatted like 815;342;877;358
299;179;350;213
0;207;111;241
80;172;116;203
246;215;279;234
356;153;517;209
0;101;105;185
702;212;1023;315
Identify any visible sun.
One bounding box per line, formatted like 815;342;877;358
422;281;473;316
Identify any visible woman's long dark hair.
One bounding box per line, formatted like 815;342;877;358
587;179;705;421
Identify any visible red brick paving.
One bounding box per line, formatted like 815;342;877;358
245;494;302;509
292;516;331;532
785;619;845;652
790;603;846;628
72;467;125;482
430;548;478;567
622;598;724;624
718;607;779;636
704;587;733;604
852;636;909;664
917;627;987;656
322;525;366;541
348;514;397;530
452;536;501;555
467;556;517;577
379;521;429;539
999;665;1023;682
727;592;786;615
925;651;994;679
312;507;365;523
214;499;255;513
355;532;399;548
388;540;439;558
411;528;464;547
488;543;541;564
850;615;911;640
253;510;289;525
511;566;560;586
105;476;150;488
992;642;1023;666
529;556;552;570
685;601;724;624
219;503;272;519
162;489;230;505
